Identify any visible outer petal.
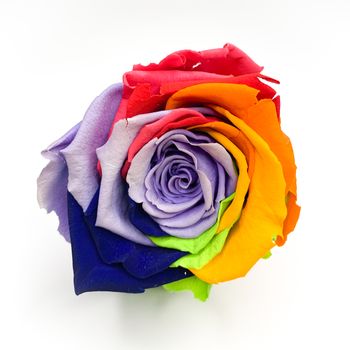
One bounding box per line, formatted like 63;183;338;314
37;122;81;241
277;193;301;245
83;190;187;279
112;44;274;123
62;84;123;211
133;43;262;76
163;276;211;302
245;99;297;195
114;72;275;122
192;107;288;283
166;83;259;118
245;100;300;243
67;192;192;294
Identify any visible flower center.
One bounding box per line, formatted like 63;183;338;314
127;129;237;238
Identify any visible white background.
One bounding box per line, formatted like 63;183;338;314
1;0;350;349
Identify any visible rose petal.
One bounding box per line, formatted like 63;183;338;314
112;42;274;123
67;192;192;293
96;110;173;245
192;107;288;283
37;122;81;241
128;197;170;237
62;84;123;211
134;43;262;76
114;72;275;122
84;190;187;278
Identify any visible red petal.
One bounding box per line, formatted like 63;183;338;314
120;109;219;178
134;43;262;76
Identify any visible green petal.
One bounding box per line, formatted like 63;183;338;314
262;250;272;259
149;192;235;254
170;226;231;269
163;276;211;301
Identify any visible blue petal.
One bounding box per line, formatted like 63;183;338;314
68;191;191;294
85;190;135;264
128;197;170;237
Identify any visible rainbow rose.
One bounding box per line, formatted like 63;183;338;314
37;44;300;301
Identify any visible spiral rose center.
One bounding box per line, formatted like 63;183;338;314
126;129;237;238
146;146;202;206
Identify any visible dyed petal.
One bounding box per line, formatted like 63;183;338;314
171;227;231;270
163;276;211;302
113;41;275;123
245;99;297;195
83;190;187;278
189;124;251;233
277;193;300;245
166;83;258;117
113;72;275;122
67;191;192;294
134;43;262;76
246;100;300;244
37;122;81;241
96;110;173;245
128;197;170;237
62;84;123;211
193;107;288;283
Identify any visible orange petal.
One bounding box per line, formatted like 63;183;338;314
191;107;287;283
276;193;301;246
190;125;250;232
190;121;256;179
246;99;297;195
166;83;259;119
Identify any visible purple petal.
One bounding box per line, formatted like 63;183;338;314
61;84;123;211
38;84;122;240
127;129;237;238
37;122;81;241
96;110;174;245
145;155;203;213
158;210;218;237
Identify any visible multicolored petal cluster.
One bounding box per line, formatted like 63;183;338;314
37;44;300;301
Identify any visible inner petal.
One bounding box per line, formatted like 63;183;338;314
144;156;204;214
127;128;237;239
